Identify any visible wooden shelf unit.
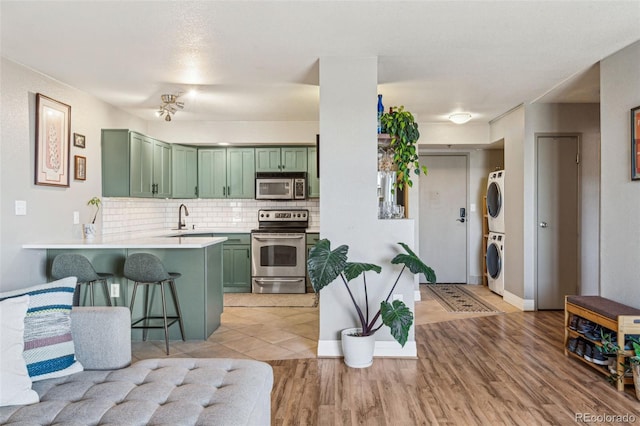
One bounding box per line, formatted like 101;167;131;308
564;296;640;392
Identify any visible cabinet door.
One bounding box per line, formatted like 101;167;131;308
223;245;251;293
227;148;255;199
130;133;154;197
172;145;198;198
307;147;319;198
255;148;282;172
153;140;172;198
282;147;308;172
198;149;226;198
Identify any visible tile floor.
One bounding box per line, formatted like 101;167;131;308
131;284;518;362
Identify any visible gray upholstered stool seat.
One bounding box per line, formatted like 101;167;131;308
51;253;113;306
124;253;185;355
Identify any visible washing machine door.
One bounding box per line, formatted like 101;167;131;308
486;242;501;279
486;181;502;219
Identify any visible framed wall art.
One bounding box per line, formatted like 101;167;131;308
35;93;71;187
632;105;640;181
74;155;87;181
73;133;86;148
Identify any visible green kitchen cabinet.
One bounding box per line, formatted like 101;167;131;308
102;129;172;198
217;233;251;293
255;147;307;172
198;148;226;198
198;147;255;199
172;144;198;198
307;147;319;198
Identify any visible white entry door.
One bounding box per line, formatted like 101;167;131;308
537;136;579;309
419;155;467;283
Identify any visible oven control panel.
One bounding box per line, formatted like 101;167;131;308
258;209;308;221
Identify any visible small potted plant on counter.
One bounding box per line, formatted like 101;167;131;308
83;196;101;240
307;239;436;368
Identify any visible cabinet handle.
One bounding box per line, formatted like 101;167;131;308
282;164;285;170
227;186;230;196
223;186;226;196
247;249;249;258
194;186;198;196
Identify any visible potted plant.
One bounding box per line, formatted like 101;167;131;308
380;106;427;192
307;239;436;368
83;197;101;240
600;333;640;399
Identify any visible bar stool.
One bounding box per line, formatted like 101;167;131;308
51;253;113;307
123;253;185;355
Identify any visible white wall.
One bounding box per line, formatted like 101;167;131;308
147;120;318;145
318;56;416;357
599;41;640;308
0;58;146;290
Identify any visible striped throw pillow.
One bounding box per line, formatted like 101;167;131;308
0;277;83;381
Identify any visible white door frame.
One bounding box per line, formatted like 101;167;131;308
418;152;470;284
534;133;581;309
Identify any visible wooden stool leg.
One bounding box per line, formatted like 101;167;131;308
101;279;112;306
142;284;151;342
169;279;185;341
89;281;95;306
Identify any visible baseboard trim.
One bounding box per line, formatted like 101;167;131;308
317;340;417;358
414;290;421;301
503;290;535;311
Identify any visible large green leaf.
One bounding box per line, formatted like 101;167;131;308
306;239;348;292
391;242;437;283
343;262;381;282
380;300;413;347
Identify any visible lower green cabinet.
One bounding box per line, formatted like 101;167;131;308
306;233;320;291
217;234;252;293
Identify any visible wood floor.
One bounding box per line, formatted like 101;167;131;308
268;311;640;425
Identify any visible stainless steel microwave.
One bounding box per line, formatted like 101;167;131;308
255;172;306;200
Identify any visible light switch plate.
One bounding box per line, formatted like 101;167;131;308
15;200;27;216
73;211;80;224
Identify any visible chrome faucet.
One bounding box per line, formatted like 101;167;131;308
178;204;189;230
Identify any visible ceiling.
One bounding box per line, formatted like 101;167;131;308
2;1;639;124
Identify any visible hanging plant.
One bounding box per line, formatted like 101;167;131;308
380;106;427;190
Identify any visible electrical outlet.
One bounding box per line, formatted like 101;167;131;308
110;283;120;298
392;293;403;302
15;200;27;216
73;211;80;224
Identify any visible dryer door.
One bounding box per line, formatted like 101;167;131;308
486;181;502;219
486;242;502;279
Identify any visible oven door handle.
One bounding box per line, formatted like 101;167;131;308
252;235;305;241
254;278;305;283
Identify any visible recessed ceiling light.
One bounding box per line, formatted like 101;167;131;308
449;112;472;124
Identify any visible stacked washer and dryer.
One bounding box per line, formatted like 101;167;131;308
486;170;505;296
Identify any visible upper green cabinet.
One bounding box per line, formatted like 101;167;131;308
102;129;172;198
307;147;319;198
198;147;255;199
172;145;198;199
255;147;307;172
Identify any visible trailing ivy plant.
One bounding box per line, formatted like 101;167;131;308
380;106;427;191
307;239;436;347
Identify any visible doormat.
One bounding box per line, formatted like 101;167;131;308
425;285;501;313
224;292;318;308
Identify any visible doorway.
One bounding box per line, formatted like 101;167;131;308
536;135;579;309
419;155;468;283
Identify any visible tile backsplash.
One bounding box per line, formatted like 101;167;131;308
102;198;320;236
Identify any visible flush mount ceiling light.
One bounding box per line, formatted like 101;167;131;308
448;112;472;124
156;93;184;122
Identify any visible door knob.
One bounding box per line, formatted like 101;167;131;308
539;222;548;228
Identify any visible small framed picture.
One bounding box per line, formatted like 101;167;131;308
73;133;86;148
631;105;640;181
74;155;86;181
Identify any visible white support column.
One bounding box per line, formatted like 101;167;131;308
317;57;416;358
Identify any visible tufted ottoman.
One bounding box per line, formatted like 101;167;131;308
0;307;273;426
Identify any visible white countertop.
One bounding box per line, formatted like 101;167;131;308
22;230;227;249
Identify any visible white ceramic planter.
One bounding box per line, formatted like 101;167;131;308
83;224;96;240
341;327;375;368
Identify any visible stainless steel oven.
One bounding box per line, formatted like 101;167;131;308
251;209;308;294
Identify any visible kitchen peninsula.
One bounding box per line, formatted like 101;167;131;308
23;233;227;341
